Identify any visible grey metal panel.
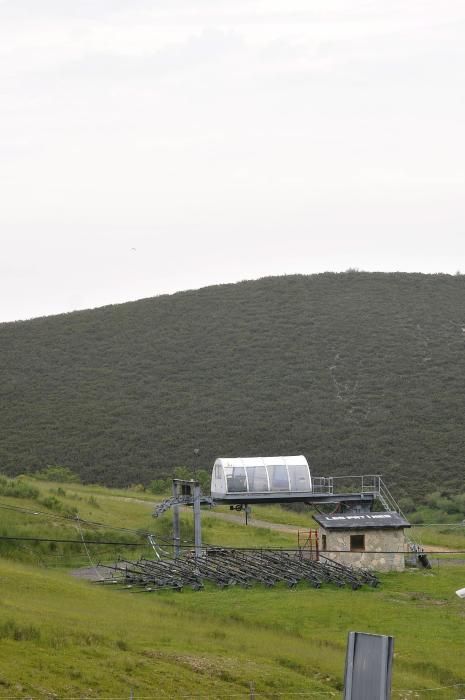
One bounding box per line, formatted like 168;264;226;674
343;632;394;700
212;492;376;506
314;512;410;530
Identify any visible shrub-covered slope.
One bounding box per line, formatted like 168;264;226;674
1;272;465;495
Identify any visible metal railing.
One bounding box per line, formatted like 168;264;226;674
312;474;382;496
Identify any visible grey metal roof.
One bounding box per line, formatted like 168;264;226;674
313;511;411;530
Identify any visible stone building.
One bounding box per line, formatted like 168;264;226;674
313;511;411;572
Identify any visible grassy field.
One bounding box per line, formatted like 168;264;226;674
1;476;465;698
411;524;465;550
2;560;465;698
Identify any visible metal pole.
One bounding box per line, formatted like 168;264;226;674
193;447;200;480
193;480;202;559
172;480;180;559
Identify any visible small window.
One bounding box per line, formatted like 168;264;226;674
224;466;247;493
350;534;365;551
321;534;327;551
267;465;289;491
246;466;269;492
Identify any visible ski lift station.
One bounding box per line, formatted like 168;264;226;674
153;454;428;573
210;455;377;510
206;454;418;572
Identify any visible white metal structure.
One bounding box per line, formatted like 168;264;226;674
210;455;312;499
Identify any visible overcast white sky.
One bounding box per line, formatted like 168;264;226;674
1;0;464;322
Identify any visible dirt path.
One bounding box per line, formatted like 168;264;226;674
419;544;456;553
201;509;301;534
71;565;114;581
90;493;154;507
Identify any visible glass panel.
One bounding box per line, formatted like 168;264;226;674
212;464;223;494
267;464;289;491
288;464;310;491
246;466;269;492
224;465;247;493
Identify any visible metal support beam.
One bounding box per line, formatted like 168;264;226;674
172;480;181;559
214;492;376;507
193;481;202;559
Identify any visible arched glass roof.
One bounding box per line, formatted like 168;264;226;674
211;456;311;497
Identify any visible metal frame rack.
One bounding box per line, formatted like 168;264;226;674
96;548;379;592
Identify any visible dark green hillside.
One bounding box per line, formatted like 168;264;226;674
1;272;465;497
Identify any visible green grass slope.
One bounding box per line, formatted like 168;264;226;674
2;555;465;697
1;478;465;698
2;272;465;496
0;475;298;568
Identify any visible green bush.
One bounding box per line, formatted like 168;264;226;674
149;468;210;495
33;466;80;483
397;496;416;514
149;478;170;494
38;496;78;517
0;619;41;642
424;491;465;517
0;475;39;500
